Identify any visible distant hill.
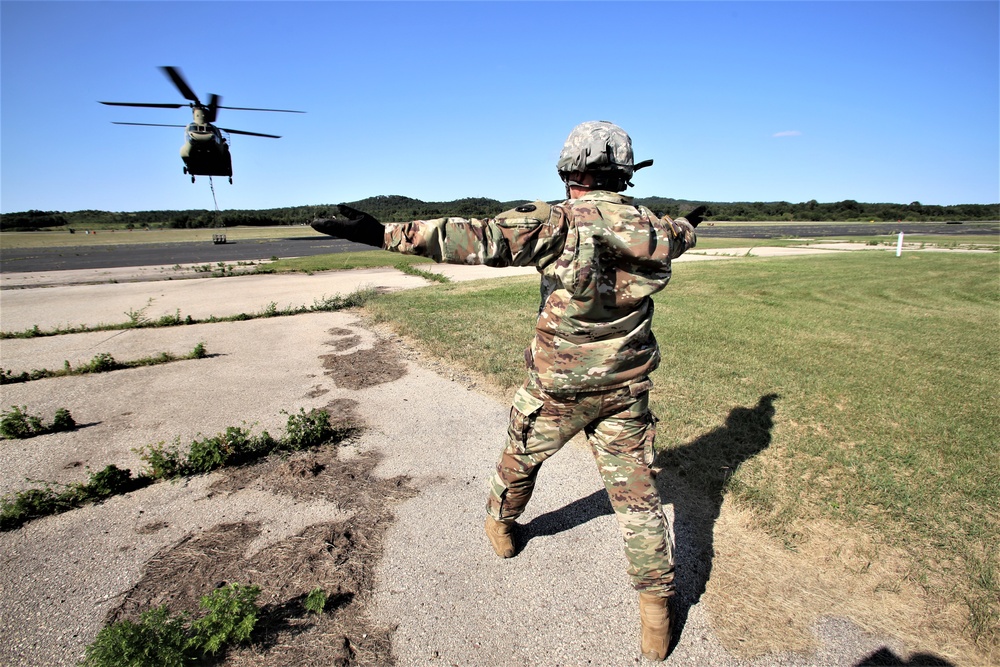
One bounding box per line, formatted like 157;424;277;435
2;197;997;231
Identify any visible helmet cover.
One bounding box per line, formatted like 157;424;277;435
556;121;634;179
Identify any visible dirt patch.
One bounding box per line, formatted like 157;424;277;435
101;333;420;667
305;385;330;399
704;505;984;666
321;340;408;390
326;336;364;352
108;440;415;666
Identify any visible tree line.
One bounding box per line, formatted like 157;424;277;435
2;196;997;231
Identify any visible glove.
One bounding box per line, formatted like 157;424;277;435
311;204;385;247
680;205;707;228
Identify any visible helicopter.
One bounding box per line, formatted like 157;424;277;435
100;66;303;183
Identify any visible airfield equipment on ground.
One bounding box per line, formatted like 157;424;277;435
100;66;303;183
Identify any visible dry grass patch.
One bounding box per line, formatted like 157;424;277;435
706;505;983;665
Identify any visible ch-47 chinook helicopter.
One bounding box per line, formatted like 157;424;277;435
100;66;303;183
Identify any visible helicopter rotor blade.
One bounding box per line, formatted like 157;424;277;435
219;127;282;138
217;105;305;114
207;94;221;123
112;122;188;128
160;66;201;105
100;101;187;109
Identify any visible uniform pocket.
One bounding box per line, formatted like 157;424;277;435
508;385;545;452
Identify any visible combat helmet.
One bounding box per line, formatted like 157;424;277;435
557;120;653;192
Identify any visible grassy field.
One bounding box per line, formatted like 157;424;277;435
694;234;999;251
363;251;998;651
264;249;436;273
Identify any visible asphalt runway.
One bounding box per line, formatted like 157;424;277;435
0;235;366;273
2;222;995;274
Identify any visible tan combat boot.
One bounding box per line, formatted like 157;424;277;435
484;516;515;558
638;592;672;661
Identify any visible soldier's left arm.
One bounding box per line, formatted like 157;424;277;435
601;206;697;264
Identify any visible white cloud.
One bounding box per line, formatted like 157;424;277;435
772;130;803;138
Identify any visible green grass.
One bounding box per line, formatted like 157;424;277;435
366;251;999;646
693;234;999;251
263;249;436;273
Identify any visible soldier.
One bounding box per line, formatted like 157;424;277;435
317;121;703;661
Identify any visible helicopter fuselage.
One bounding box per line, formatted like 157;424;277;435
180;122;233;179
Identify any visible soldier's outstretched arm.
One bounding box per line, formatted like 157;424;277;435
310;204;385;247
381;201;567;268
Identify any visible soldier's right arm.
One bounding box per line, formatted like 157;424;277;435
383;202;568;268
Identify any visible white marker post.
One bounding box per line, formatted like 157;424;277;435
896;232;904;257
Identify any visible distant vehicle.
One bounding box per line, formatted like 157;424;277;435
100;66;303;183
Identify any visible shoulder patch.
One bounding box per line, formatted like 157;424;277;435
497;200;552;222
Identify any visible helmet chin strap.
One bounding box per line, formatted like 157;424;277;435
561;159;652;197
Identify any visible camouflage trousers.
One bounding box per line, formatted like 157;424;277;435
486;378;675;595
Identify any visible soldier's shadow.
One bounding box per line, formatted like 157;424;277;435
654;392;780;649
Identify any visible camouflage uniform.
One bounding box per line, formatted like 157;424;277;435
383;190;696;595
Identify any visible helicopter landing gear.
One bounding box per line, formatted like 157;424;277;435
191;175;196;183
228;177;233;184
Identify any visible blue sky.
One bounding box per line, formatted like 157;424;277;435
1;1;997;213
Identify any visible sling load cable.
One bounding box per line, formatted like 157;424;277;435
208;176;226;244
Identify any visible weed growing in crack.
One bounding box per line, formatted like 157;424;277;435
0;464;150;529
282;408;337;451
395;261;451;283
1;408;357;530
0;344;208;385
1;286;382;340
0;406;76;439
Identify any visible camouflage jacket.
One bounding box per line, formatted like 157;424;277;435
383;190;697;393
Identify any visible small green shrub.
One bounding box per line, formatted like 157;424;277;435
0;406;44;438
283;408;336;451
51;408;76;432
136;440;185;479
185;426;274;474
0;465;145;531
81;584;261;666
81;606;190;667
1;406;76;439
1;486;76;528
83;465;137;500
81;353;120;374
190;583;261;654
304;587;328;614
